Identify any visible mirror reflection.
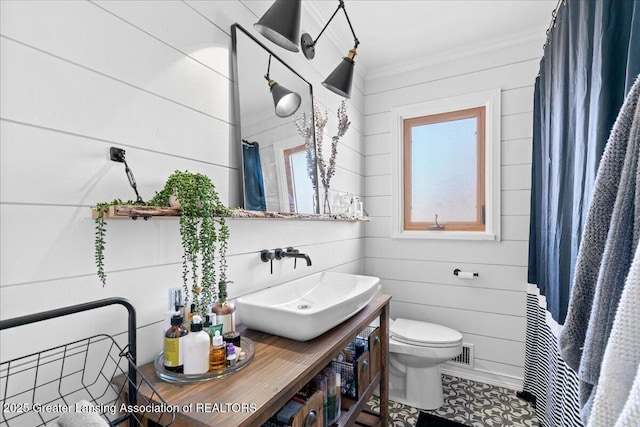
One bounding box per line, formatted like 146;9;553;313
232;24;319;214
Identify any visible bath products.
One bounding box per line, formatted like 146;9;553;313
310;373;328;425
209;321;223;342
203;315;212;344
212;300;236;334
183;315;210;375
336;372;342;416
323;366;338;424
223;331;241;348
209;331;226;371
226;343;237;367
163;314;188;373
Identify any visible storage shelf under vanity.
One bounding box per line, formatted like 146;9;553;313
121;293;390;427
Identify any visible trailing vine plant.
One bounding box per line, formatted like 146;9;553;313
93;172;231;316
94;199;133;287
149;170;231;316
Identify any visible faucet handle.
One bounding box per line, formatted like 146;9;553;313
274;248;284;260
260;250;275;262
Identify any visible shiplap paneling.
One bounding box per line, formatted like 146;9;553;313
363;36;540;390
0;0;366;369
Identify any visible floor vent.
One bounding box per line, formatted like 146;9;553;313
449;343;474;368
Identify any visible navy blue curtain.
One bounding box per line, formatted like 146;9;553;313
242;141;267;211
528;0;640;324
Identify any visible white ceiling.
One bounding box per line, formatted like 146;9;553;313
304;0;558;79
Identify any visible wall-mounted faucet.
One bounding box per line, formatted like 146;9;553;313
282;247;312;268
260;247;312;273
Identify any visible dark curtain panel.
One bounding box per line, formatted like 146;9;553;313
242;141;267;211
528;0;640;324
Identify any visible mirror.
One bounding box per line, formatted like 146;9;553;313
231;24;319;214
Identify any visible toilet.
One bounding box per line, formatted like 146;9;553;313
388;318;463;410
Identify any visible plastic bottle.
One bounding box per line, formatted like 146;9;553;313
323;365;338;424
183;315;210;375
226;343;237;367
163;314;188;373
209;331;226;371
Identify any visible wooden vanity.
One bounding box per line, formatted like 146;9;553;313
134;293;390;427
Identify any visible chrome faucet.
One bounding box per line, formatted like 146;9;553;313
282;247;312;267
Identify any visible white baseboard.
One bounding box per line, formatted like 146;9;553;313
441;365;523;391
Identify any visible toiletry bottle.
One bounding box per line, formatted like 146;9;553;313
203;315;212;344
310;373;328;425
164;314;188;373
336;372;342;416
209;331;226;371
212;299;236;334
323;365;338;424
183;315;210;375
226;343;237;367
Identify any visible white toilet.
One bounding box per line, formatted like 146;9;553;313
388;318;463;410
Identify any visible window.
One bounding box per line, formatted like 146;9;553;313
392;90;501;240
404;107;486;231
283;144;315;213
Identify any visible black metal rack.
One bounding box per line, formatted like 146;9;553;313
0;297;174;426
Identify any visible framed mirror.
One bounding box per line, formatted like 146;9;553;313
231;24;319;214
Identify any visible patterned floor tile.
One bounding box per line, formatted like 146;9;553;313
366;374;538;427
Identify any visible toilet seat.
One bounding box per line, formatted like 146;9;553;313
390;318;462;348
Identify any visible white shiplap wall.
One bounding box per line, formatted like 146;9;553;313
0;0;365;365
363;37;542;389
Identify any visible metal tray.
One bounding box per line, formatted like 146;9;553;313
154;337;255;383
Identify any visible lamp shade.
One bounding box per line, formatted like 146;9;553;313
270;81;302;118
254;0;301;52
322;49;356;98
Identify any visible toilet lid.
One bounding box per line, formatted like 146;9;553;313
390;318;462;346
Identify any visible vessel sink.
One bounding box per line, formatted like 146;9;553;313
236;272;381;341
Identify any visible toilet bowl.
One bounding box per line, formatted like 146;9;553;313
388;318;463;410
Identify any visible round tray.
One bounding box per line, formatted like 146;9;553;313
154;336;255;383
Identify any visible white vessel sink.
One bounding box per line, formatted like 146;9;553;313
236;272;381;341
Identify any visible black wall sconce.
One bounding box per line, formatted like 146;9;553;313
254;0;302;52
300;0;360;98
265;55;302;118
110;147;144;205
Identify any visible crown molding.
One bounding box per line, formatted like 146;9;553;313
366;27;547;82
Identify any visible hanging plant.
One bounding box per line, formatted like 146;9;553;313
94;198;134;287
149;170;231;316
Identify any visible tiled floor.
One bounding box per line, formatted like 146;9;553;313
366;375;538;427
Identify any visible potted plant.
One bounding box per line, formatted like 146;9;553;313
149;170;231;317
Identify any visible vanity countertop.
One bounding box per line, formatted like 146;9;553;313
132;293;391;427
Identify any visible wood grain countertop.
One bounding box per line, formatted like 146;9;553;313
132;293;391;427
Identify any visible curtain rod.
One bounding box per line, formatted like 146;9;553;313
542;0;566;51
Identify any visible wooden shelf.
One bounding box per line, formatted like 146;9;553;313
92;205;370;222
91;204;179;220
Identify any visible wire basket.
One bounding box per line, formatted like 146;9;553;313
331;325;377;400
0;298;175;427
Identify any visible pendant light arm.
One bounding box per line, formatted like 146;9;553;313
264;55;272;81
311;0;359;48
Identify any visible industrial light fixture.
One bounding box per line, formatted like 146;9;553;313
300;0;360;98
265;55;302;118
254;0;302;52
109;147;144;204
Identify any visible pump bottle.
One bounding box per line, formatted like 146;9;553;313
183;315;210;375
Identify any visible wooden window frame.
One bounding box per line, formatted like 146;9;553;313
283;144;307;213
403;106;486;232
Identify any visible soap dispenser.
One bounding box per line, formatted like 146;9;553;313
183;315;210;375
